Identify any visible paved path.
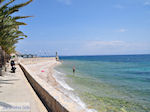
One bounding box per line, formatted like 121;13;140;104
0;65;47;112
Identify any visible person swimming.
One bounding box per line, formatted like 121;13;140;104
73;66;75;75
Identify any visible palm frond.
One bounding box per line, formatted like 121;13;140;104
0;0;32;54
7;0;32;15
12;16;32;20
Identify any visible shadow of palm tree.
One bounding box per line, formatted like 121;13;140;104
0;102;12;108
0;79;19;85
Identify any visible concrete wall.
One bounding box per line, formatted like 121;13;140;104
20;57;56;65
19;63;85;112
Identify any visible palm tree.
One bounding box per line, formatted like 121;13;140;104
0;0;32;75
0;0;32;54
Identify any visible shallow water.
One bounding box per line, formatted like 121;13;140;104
55;55;150;112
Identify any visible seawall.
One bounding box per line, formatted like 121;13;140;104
19;59;86;112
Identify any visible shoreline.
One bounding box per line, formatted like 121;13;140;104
19;56;150;112
20;57;92;112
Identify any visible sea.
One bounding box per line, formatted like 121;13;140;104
53;55;150;112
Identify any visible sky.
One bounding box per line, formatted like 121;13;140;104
15;0;150;56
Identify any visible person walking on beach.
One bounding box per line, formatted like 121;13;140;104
73;66;75;75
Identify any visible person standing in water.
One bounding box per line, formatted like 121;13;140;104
73;66;75;75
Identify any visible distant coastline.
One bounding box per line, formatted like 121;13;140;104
58;53;150;57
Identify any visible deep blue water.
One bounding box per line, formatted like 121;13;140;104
56;55;150;112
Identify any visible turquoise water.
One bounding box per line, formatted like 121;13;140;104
55;55;150;112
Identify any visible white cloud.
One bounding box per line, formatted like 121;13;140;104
80;40;127;55
17;40;150;55
57;0;72;5
86;41;125;47
144;1;150;6
117;28;128;33
81;41;150;55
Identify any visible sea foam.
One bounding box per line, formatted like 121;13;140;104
53;69;97;112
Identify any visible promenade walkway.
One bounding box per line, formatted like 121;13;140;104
0;65;47;112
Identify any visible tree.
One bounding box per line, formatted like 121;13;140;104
0;0;32;54
0;0;32;75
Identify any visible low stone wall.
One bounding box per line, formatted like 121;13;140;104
20;57;56;65
19;63;85;112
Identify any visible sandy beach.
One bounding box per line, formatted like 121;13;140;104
20;57;88;112
22;58;60;87
20;57;67;95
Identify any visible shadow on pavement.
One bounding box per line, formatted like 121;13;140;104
0;79;19;85
0;102;12;108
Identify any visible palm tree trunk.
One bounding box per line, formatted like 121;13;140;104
0;46;3;76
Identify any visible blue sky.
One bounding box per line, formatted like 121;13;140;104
15;0;150;55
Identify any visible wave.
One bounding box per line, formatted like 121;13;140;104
53;69;97;112
53;70;74;91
